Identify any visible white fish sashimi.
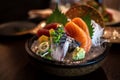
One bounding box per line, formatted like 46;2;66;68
62;36;73;59
51;36;73;61
51;45;63;61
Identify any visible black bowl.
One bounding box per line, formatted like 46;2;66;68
25;36;111;76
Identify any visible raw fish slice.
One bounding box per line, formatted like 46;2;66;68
51;45;63;61
72;17;90;36
65;21;91;53
62;36;73;59
51;36;73;61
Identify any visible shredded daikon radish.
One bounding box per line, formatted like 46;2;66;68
91;20;104;46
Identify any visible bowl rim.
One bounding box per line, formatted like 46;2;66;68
25;36;110;68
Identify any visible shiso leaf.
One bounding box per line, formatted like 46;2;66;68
46;6;68;25
82;15;94;38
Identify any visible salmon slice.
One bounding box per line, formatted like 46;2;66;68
72;17;90;36
65;21;91;52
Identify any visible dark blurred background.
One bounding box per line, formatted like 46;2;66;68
103;0;120;11
0;0;50;23
0;0;120;23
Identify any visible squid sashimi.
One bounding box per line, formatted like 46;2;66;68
65;21;91;53
72;17;90;36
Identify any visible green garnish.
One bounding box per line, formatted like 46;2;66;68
82;14;94;38
72;47;85;61
47;48;52;53
44;48;52;60
40;48;52;58
51;25;64;44
46;6;68;25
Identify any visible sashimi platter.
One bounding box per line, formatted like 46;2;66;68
26;5;111;76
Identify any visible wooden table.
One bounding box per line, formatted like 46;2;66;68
0;35;120;80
